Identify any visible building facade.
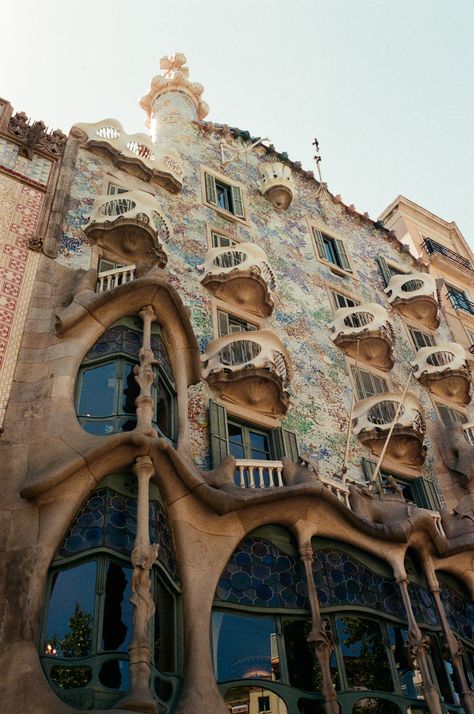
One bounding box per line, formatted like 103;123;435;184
0;55;473;714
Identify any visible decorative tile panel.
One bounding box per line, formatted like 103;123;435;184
0;138;52;186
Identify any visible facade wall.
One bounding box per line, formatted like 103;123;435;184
0;59;473;714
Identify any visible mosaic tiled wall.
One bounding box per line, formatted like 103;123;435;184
56;114;471;486
0;169;42;426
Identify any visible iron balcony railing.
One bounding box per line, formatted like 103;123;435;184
447;290;474;316
423;238;473;271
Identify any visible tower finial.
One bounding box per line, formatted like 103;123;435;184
312;136;323;184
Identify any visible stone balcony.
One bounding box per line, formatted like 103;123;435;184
385;271;440;329
199;242;276;317
256;162;295;210
73;118;184;192
412;343;471;405
202;330;291;416
96;264;136;293
353;392;426;466
328;302;395;370
83;190;168;267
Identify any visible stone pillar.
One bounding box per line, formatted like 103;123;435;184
299;542;339;714
421;557;474;714
134;305;158;436
117;455;158;713
395;574;443;714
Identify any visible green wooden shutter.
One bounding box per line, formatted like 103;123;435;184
271;428;299;462
209;400;229;467
361;458;376;482
312;228;326;260
335;239;352;272
411;477;442;511
217;310;229;337
205;173;217;206
231;185;245;218
376;256;392;287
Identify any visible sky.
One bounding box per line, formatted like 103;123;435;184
2;0;473;244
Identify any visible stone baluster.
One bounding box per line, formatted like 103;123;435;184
299;542;339;714
134;305;159;436
395;572;443;714
421;557;474;714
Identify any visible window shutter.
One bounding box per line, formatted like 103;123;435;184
231;185;245;218
217;310;229;337
312;228;326;260
208;400;229;467
335;239;352;272
205;173;218;206
271;428;299;462
361;458;376;482
411;477;442;511
376;256;393;287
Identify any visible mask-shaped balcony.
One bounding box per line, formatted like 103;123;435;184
412;343;471;405
73;119;184;192
199;242;276;317
353;392;426;466
202;330;291;416
385;272;440;329
328;303;395;370
257;162;295;210
83;190;168;267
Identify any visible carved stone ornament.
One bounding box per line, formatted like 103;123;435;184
8;111;66;159
27;235;43;252
140;53;209;124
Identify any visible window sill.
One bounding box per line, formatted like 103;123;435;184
318;258;354;279
204;201;248;225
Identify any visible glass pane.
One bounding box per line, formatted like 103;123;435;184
336;616;393;692
212;612;278;682
80;419;117;436
78;363;116;416
283;618;338;692
44;561;96;658
429;635;456;704
155;379;174;439
224;686;288;713
154;580;176;673
229;423;245;459
353;699;402;714
102;563;133;652
98;660;130;690
121;362;139;414
386;625;420;699
50;665;92;690
249;431;270;454
298;699;326;714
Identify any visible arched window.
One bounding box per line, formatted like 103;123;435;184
76;317;176;439
40;474;180;710
213;532;463;714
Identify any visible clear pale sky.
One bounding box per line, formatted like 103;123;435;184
2;0;473;243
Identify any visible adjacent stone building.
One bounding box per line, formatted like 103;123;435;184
0;54;473;714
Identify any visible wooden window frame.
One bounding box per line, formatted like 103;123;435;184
434;401;468;426
308;220;354;277
350;364;390;401
407;325;437;351
205;223;244;249
211;298;264;339
201;167;247;224
329;286;361;312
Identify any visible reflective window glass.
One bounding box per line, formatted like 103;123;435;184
386;625;420;699
154;581;176;673
44;561;97;658
78;363;117;417
102;562;133;652
224;686;288;713
122;362;139;414
283;618;338;692
353;698;402;714
336;616;393;692
212;612;278;682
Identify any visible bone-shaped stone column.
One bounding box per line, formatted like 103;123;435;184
299;542;339;714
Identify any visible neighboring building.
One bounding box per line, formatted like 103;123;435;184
0;54;473;714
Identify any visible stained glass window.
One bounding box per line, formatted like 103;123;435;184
57;487;178;583
440;581;474;643
312;549;405;617
408;583;439;626
215;537;308;609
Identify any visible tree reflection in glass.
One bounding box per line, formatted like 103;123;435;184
283;618;338;692
353;697;402;714
336;616;393;692
386;625;419;699
212;612;278;682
